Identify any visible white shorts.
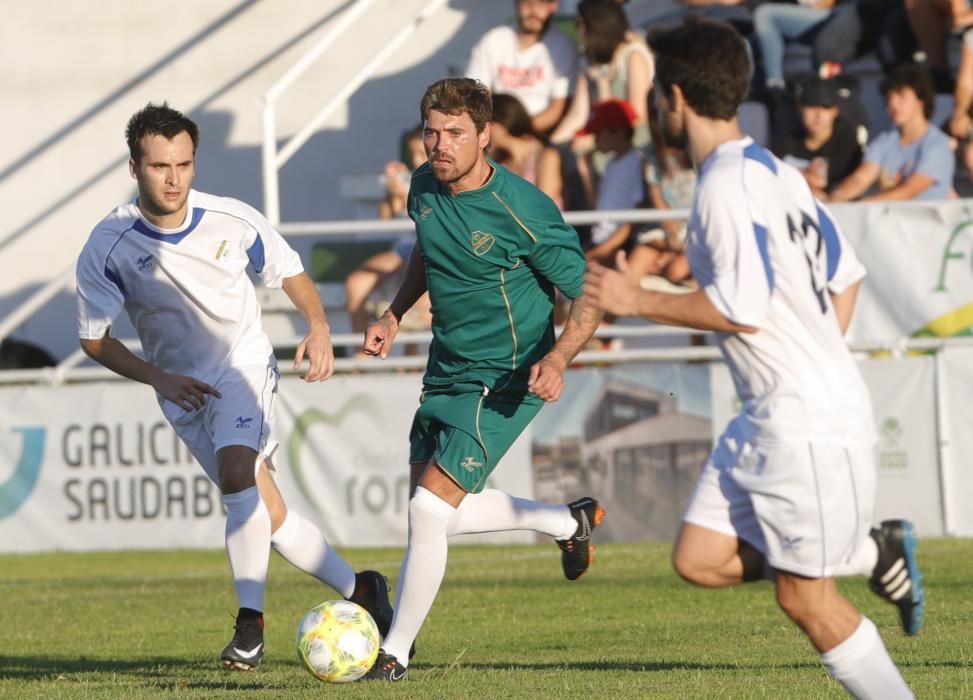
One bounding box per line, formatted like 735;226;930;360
683;424;876;578
159;361;280;484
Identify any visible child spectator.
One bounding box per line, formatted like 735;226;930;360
772;75;863;198
830;63;954;201
579;99;646;264
344;126;431;350
489;93;565;207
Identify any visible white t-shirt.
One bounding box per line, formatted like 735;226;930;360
466;25;577;117
77;189;302;388
591;149;644;245
687;137;874;445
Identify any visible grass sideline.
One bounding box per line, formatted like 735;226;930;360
1;540;970;699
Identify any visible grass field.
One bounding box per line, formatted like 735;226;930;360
1;540;971;699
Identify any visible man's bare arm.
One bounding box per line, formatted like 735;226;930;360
528;295;603;401
363;244;428;358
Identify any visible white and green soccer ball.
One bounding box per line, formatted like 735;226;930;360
296;600;380;683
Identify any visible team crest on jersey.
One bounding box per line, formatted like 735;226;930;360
214;240;229;261
136;255;154;271
471;231;495;256
459;456;482;472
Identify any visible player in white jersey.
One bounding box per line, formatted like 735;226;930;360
582;17;924;699
76;103;398;671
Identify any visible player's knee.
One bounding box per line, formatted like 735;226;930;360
671;545;711;587
775;580;819;626
218;463;256;495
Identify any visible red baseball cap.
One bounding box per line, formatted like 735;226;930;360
577;98;637;136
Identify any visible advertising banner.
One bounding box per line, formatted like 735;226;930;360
834;201;973;343
710;356;945;535
0;374;535;553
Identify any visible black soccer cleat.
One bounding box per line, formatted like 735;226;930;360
557;497;606;581
868;519;925;635
347;570;415;659
220;609;264;671
361;649;408;682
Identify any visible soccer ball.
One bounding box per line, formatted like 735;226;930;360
295;600;380;683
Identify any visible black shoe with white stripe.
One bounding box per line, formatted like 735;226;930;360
557;497;606;581
868;520;925;635
220;609;264;670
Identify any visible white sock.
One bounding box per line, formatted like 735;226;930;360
223;486;271;612
833;533;879;577
447;489;576;539
382;486;456;666
271;509;356;598
820;617;914;699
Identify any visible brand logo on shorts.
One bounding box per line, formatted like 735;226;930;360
471;231;495;256
781;535;803;551
136;254;154;271
460;456;483;472
235;416;253;429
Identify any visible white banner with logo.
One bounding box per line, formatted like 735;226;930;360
710;355;947;536
0;375;534;553
834;201;973;343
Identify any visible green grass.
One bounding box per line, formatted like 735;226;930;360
1;540;971;699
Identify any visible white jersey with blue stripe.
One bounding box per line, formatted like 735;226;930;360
688;137;874;445
77;189;303;386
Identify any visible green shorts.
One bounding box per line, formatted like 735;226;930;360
409;386;543;493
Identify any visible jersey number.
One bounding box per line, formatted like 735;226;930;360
787;212;828;314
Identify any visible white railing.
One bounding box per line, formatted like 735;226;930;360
261;0;449;225
5;335;973;387
0;208;688;348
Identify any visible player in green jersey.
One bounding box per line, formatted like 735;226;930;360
360;78;605;681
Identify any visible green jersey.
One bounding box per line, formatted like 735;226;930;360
407;161;586;394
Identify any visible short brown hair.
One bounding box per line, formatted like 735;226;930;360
420;78;493;133
648;15;751;121
126;102;199;163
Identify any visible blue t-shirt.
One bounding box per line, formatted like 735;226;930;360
864;124;954;200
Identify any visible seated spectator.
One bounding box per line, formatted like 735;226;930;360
466;0;578;137
628;89;696;285
772;75;863;198
550;0;653;149
0;338;56;369
489;93;565;206
752;0;842;93
949;28;973;141
905;0;973;92
950;29;973;194
345;126;431;348
807;0;913;76
830;63;954;201
579;99;646;264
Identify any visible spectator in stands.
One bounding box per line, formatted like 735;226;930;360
628;89;696;285
580;99;646;264
807;0;912;76
752;0;844;93
904;0;973;91
550;0;654;149
0;338;56;369
466;0;578;136
949;29;973;140
489;93;565;206
830;63;954;201
344;126;431;348
949;29;973;193
772;75;863;198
